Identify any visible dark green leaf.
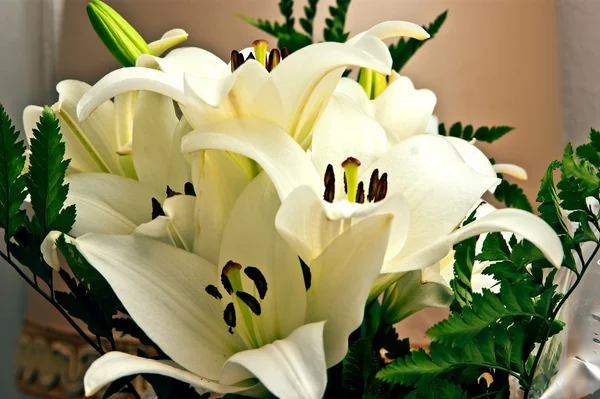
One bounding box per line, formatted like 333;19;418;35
102;375;137;399
323;0;351;42
473;126;514;143
342;338;379;393
0;104;27;240
494;178;533;212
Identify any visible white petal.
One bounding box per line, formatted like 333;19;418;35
275;186;409;265
266;38;392;133
333;78;374;116
40;231;74;271
372;76;437;140
307;214;393;366
78;68;185;121
181;118;322;200
310;93;389;201
425;115;439;134
66;173;161;236
445;136;498;190
148;29;189;57
75;235;244;379
220;322;327;399
493;163;528;180
132;216;177;247
191;150;252;264
381;270;453;324
166;117;193;191
219;173;307;344
346;20;430;45
132;91;179;193
84;352;251;397
113;92;139;178
384;208;563;273
163;194;196;251
137;46;227;79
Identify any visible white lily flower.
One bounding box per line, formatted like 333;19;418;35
181;94;563;299
75;173;395;398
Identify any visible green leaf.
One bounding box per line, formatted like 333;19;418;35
493;177;533;213
113;317;155;347
427;285;542;345
449;206;480;307
144;374;206;399
323;0;351;43
562;142;600;193
279;0;295;28
473;126;514;143
25;107;76;237
537;160;569;237
475;232;510;262
55;269;115;339
102;375;137;399
389;10;448;71
299;0;319;38
342;338;379;393
0;104;27;240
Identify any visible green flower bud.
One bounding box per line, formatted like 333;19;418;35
86;0;152;67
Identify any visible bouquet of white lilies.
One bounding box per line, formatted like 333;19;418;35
3;1;600;398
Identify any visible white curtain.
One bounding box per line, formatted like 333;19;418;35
0;1;63;398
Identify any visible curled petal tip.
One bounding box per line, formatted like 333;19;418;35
493;163;528;180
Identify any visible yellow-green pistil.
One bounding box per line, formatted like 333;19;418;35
359;68;391;100
342;157;361;203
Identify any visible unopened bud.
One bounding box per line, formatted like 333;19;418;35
87;0;152;67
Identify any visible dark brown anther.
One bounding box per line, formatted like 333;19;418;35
184;182;196;196
236;291;262;316
231;50;241;72
237;51;245;68
299;258;311;291
375;172;388;202
151;198;165;220
246;52;255;62
244;267;267;299
356;181;365;203
205;285;222;300
323;164;335;203
224;302;236;333
166;185;181;198
367;169;380;202
281;47;290;59
267;48;281;72
221;274;233;295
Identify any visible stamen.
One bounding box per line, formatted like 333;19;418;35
342;157;361;203
358;68;373;99
246;52;255;62
252;39;269;67
151;198;165;220
244;266;267;299
356;182;365;204
236;291;262;316
281;47;290;59
367;169;380;202
231;50;241;72
205;285;222;300
166;185;181;198
323;164;335;203
221;274;233;295
267;48;281;72
184;182;196;196
224;302;236;334
375;172;388;202
299;258;312;291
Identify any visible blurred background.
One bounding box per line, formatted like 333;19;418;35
0;0;593;397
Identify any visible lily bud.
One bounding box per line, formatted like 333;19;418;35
87;0;152;67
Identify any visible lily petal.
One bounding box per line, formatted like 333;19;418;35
84;352;251;397
445;136;498;187
75;234;244;380
182;118;323;200
41;231;74;271
78;68;185;121
148;29;189;57
381;269;453;324
333;78;374;116
220;173;307;343
113;92;138;178
346;20;430;45
137;47;228;80
220;322;327;399
384;208;563;273
131;91;178;193
310;93;389;201
372;76;436;140
493;163;528;180
275;185;409;265
66;173;161;236
307;213;393;366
